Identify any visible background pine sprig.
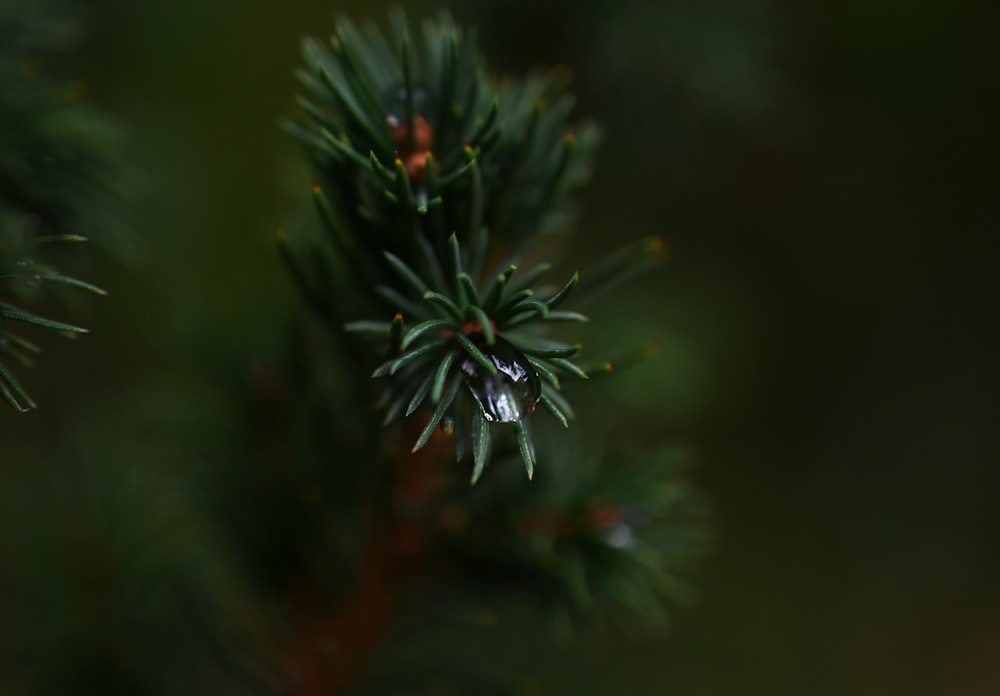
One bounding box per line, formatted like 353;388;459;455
0;0;117;410
432;429;711;632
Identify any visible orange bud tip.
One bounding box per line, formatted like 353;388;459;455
566;132;576;143
604;362;616;372
394;312;404;320
311;182;321;193
647;236;665;252
275;227;286;240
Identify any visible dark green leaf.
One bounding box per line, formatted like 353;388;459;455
431;350;457;403
539;390;570;427
372;338;446;377
405;371;435;417
412;377;461;452
481;264;517;313
422;291;464;322
513;419;535;480
542;385;575;422
526;356;560;389
544;271;579;311
384;251;430;297
457;272;480;306
344;320;394;337
455;332;498;375
507;262;551;294
470;408;491;484
0;304;87;334
466;305;494;344
0;360;35;412
547;357;589;379
401;318;452;350
508;339;580;359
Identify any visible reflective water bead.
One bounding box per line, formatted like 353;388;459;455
459;335;541;423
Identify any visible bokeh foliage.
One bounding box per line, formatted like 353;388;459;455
0;0;121;410
1;0;996;695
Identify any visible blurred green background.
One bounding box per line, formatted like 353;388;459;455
1;0;996;694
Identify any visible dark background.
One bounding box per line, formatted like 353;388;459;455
1;0;996;693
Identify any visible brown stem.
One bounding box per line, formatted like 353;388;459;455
280;422;452;694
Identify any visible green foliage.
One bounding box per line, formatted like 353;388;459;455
450;436;710;631
351;237;590;481
282;12;639;481
0;0;114;411
271;16;706;677
2;8;705;691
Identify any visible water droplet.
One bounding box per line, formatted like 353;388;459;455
459;335;541;423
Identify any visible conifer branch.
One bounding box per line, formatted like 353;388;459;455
1;0;117;411
283;12;607;480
